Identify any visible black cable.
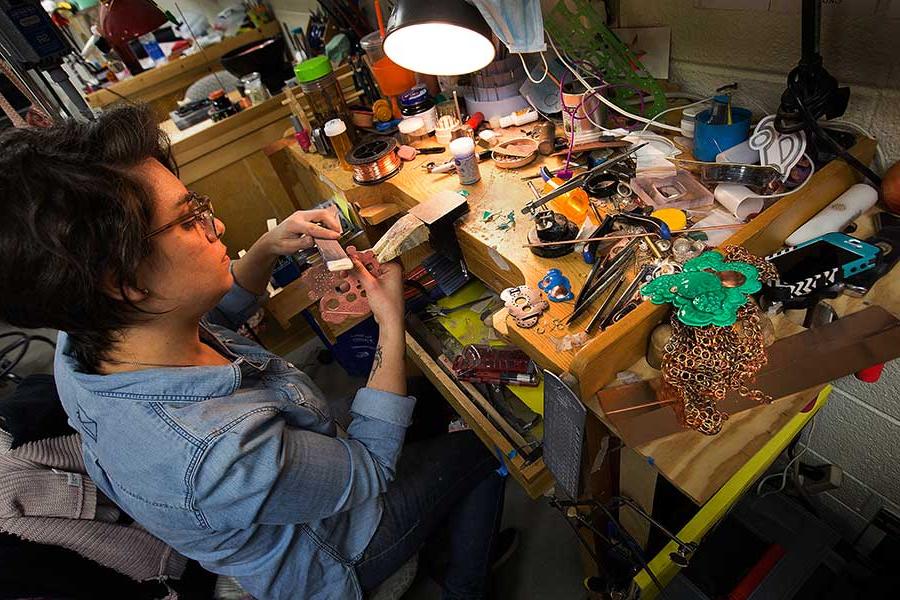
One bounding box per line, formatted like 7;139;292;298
0;332;56;382
790;86;882;187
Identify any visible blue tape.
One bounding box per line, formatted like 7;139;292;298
494;447;510;477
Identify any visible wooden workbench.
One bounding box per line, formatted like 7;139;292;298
268;135;877;399
265;131;894;593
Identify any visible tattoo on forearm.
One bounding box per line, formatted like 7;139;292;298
368;345;383;381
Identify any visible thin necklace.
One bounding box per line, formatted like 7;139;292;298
105;358;201;369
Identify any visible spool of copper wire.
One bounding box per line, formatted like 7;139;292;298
347;136;403;186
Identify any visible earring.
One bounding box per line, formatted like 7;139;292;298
140;288;150;296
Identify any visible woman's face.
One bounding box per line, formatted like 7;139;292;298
134;159;233;318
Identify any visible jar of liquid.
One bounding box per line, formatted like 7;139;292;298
295;56;353;134
399;85;437;133
450;137;480;185
324;118;353;171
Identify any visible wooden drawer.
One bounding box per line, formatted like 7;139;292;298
404;332;554;499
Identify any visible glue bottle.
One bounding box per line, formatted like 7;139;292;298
324;118;353;171
450;137;480;185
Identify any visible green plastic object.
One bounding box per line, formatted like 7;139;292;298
640;252;762;327
544;0;667;118
294;56;332;83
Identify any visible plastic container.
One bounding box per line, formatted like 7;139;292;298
324;119;353;171
562;78;604;143
398;116;427;145
450;137;480;185
295;56;352;132
138;32;165;65
360;31;416;97
241;72;270;105
693;107;751;162
399;85;437;133
631;170;714;211
543;177;590;224
499;109;538;129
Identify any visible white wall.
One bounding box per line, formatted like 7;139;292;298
616;0;900;548
155;0;227;22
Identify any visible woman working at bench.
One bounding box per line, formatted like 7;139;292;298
0;105;508;600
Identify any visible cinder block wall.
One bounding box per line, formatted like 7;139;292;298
618;0;900;542
617;0;900;164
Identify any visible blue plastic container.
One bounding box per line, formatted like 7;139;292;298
693;107;752;162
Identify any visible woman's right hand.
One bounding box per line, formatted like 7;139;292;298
352;256;405;330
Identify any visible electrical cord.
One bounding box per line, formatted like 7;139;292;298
547;33;682;133
778;76;881;186
640;96;714;134
0;332;56;383
756;416;817;498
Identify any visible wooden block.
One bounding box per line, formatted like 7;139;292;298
359;203;400;225
408;190;468;225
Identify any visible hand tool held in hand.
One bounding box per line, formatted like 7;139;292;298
314;205;352;271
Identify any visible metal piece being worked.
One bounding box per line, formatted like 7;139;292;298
501;286;549;328
301;246;381;324
521;143;648;215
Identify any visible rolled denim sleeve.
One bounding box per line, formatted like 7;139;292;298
205;276;263;331
193;387;416;528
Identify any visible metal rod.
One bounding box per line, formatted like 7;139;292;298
604;399;677;416
585;273;626;333
523;223;745;248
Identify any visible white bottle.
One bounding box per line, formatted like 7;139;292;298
449;137;480;185
499;109;538;129
785;183;879;246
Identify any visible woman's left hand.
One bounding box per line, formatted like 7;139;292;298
263;209;343;256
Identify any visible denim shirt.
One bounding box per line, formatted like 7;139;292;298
53;281;416;600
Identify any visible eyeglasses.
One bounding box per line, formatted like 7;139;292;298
144;192;220;243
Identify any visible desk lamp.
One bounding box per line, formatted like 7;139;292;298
382;0;495;76
98;0;168;75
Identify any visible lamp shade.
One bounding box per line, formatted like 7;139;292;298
98;0;167;44
383;0;495;76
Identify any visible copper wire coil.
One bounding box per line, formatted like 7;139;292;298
348;136;403;185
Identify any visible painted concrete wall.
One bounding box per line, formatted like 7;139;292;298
617;0;900;545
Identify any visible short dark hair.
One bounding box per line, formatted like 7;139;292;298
0;104;176;372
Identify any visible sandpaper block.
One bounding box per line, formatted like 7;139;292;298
315;205;352;271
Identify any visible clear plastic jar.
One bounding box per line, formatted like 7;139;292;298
242;72;270;105
295;56;353;133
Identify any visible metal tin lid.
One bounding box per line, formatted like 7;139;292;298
294;56;333;83
399;85;429;107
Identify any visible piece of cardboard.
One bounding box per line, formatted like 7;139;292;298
596;306;900;447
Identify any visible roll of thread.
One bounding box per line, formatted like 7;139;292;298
450;137;480;185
